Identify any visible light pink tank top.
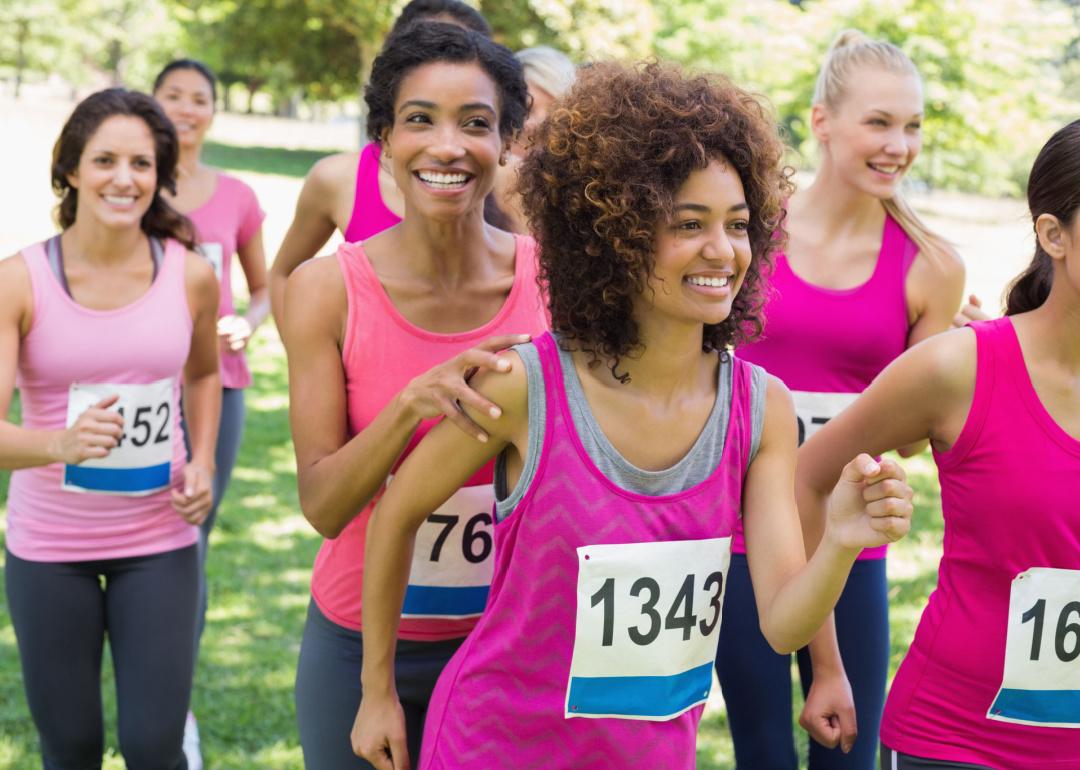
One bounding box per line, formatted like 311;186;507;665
420;332;752;769
8;239;196;562
309;235;548;640
342;143;401;242
733;213;917;558
187;172;265;389
881;318;1080;768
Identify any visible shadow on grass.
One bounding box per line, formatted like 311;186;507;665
203;141;337;179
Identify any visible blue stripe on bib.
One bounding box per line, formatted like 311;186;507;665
402;584;489;617
990;688;1080;725
63;462;171;493
567;660;713;718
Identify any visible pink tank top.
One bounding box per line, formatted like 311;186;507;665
420;333;753;769
342;143;401;242
732;213;917;558
8;239;196;562
881;318;1080;768
309;235;548;640
187;172;265;389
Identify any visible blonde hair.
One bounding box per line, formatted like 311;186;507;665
815;29;949;261
516;46;576;100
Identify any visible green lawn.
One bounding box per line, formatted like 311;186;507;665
0;331;945;770
203;142;337;180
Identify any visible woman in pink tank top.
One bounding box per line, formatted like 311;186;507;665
284;23;547;770
268;0;493;328
354;61;915;770
0;90;220;770
799;121;1080;769
718;30;967;770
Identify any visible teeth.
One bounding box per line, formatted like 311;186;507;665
686;275;729;288
104;195;135;205
870;164;899;174
418;171;469;188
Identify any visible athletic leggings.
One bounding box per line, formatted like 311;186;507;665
715;554;889;770
194;386;245;656
294;600;464;770
880;746;993;769
6;545;198;770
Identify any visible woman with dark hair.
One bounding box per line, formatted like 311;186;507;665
0;88;220;769
283;22;545;770
798;120;1080;769
152;57;268;770
268;0;492;327
353;61;913;770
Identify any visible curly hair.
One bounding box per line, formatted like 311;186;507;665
366;22;527;144
51;88;196;249
518;61;792;380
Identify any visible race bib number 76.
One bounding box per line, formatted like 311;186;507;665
988;567;1080;728
565;537;731;721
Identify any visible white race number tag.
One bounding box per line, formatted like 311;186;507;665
63;378;175;496
401;482;495;619
791;391;858;446
565;537;731;721
988;568;1080;728
198;242;223;281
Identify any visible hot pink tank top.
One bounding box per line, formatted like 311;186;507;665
881;318;1080;768
342;143;401;242
187;172;265;389
309;235;548;640
732;213;917;558
420;333;753;769
8;239;196;562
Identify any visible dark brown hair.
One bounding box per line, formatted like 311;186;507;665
1006;118;1080;315
518;61;792;380
51;88;196;248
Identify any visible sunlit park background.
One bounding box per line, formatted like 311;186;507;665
0;0;1078;767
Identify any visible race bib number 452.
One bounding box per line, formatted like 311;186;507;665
988;567;1080;728
565;537;731;721
63;379;174;496
401;483;495;620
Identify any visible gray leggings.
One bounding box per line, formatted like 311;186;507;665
6;545;198;770
194;386;245;657
880;745;993;769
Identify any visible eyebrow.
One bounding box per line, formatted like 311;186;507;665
397;99;496;115
674;202;748;214
867;109;924;119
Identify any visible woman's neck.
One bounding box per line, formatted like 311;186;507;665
397;207;499;285
598;311;711;403
64;217;145;266
1026;277;1080;371
176;145;202;183
796;161;885;241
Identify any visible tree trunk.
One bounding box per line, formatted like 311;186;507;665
14;19;29;99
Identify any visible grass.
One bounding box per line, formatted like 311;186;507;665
202;142;337;179
0;331;946;770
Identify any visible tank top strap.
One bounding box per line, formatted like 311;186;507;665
879;214;919;283
726;355;755;473
19;241;55;326
344;144;400;243
532;332;569;423
933;319;999;469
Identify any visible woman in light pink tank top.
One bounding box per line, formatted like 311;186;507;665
0;90;221;770
354;61;916;770
798;120;1080;769
284;24;547;770
718;31;967;770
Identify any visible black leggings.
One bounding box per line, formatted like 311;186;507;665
6;545;198;770
294;600;464;770
880;746;993;769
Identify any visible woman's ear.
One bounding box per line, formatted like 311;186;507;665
809;103;830;145
1035;213;1066;260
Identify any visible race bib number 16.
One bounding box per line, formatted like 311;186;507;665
988;567;1080;728
63;378;174;496
565;537;731;721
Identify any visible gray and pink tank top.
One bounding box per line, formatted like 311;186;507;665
733;213;918;559
881;318;1080;768
420;332;760;769
342;143;401;242
8;238;196;562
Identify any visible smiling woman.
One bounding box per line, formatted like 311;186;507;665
0;88;221;770
281;22;545;770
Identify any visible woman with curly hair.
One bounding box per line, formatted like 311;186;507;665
353;61;914;770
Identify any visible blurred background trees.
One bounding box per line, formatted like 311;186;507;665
0;0;1075;196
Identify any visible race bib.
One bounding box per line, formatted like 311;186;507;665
401;483;495;619
565;537;731;721
988;568;1080;728
198;242;223;281
791;391;857;445
63;378;175;496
